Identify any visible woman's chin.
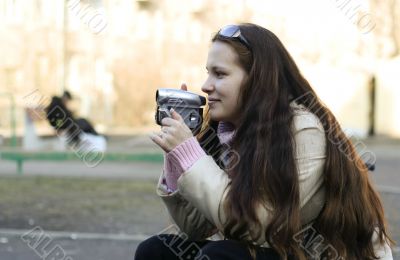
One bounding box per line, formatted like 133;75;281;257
209;112;218;121
209;113;224;122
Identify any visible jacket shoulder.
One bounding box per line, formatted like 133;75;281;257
290;102;324;133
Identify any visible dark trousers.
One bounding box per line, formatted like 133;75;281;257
134;234;281;260
75;118;98;135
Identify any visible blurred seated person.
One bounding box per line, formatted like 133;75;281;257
45;90;107;151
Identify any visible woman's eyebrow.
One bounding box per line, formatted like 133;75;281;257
206;65;228;71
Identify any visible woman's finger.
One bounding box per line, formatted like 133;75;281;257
181;83;188;91
170;109;185;124
161;117;177;127
161;126;173;135
149;132;167;150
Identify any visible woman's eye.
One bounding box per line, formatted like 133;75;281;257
215;71;225;78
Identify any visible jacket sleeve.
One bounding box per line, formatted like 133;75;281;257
156;171;219;240
176;112;327;244
371;230;394;260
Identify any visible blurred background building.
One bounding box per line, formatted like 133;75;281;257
0;0;399;140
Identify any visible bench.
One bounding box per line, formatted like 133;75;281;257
0;150;163;175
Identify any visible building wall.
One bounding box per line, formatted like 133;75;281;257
0;0;399;137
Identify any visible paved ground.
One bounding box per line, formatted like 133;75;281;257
0;135;399;259
0;233;141;260
1;229;398;260
0;160;163;180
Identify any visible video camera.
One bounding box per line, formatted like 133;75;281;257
155;88;206;134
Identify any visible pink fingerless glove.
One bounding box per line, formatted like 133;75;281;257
163;137;206;191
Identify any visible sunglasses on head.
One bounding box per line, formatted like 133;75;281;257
217;25;250;50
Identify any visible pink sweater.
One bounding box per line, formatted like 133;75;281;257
163;122;235;191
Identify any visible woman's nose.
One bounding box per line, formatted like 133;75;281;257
201;78;214;94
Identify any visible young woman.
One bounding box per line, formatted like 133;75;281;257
136;23;394;259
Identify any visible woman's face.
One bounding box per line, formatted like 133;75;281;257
201;41;247;126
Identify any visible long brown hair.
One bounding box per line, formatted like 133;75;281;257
197;23;394;259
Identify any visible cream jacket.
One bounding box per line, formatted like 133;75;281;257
156;103;393;259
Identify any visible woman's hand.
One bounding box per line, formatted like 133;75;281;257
150;83;193;153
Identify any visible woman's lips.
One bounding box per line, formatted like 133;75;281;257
208;97;220;104
208;100;220;105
